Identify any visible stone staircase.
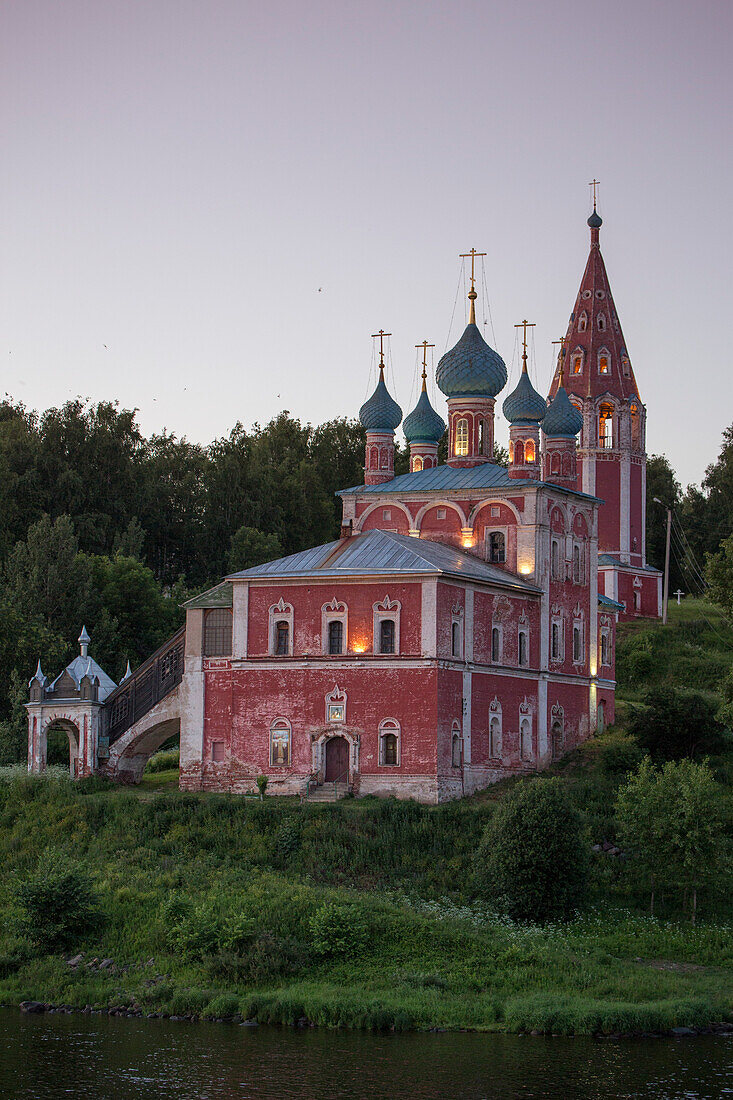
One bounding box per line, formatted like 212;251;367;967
306;782;350;802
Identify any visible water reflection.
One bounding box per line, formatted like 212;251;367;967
0;1010;730;1100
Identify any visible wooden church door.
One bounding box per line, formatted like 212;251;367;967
325;736;348;781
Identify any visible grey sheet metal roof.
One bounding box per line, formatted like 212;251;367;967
338;463;600;503
598;554;662;575
49;656;117;702
227;529;541;594
598;593;625;611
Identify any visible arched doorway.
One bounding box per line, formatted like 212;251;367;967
325;735;348;782
44;720;80;777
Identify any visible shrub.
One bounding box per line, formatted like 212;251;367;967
15;851;101;951
169;988;214;1016
205;932;307;984
204;993;241;1019
256;775;268;800
309;900;369;957
599;739;643;777
476;778;588;922
628;688;727;761
144;749;180;774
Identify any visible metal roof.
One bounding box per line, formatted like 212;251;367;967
598;554;661;575
227;529;541;594
339;462;600;503
183;582;234;609
598;593;625;611
48;656;117;702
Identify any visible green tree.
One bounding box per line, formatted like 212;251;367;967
646;455;684;589
628;687;727;762
16;850;101;950
616;757;731;922
706;533;733;619
476;779;588;922
226;527;283;574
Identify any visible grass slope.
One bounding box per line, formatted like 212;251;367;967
0;598;730;1034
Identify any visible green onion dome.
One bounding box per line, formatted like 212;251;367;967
403;384;446;444
542;386;583;438
587;210;603;228
436;322;507;399
502;370;547;425
358;371;402;432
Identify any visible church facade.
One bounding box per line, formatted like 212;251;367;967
29;207;654;801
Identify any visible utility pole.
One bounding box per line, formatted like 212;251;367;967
654;498;672;624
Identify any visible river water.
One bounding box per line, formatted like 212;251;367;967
0;1009;730;1099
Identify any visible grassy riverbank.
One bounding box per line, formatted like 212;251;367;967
0;598;731;1035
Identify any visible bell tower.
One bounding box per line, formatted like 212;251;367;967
550;190;647;569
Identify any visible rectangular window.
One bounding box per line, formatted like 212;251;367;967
275;621;290;656
601;632;609;666
328;620;343;655
436;508;446;519
382;509;391;521
491;626;501;663
211;740;225;762
491;506;500;517
518;630;528;667
451;620;462;658
488;531;505;563
573;625;583;663
551;622;560;660
327;703;345;723
379;619;395;654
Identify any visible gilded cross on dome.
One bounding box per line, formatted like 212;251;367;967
459;248;486;323
371;329;392;377
415;340;435;388
514;320;535;373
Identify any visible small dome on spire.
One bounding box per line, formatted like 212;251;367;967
543;387;583;438
502;370;547;424
587;210;602;229
79;625;90;657
436;323;507;399
403;380;446;444
359;370;402;432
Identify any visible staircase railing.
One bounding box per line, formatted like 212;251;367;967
103;626;186;745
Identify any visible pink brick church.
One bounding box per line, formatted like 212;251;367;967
28;207;659;801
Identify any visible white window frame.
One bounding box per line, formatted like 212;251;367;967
379;719;401;767
269;718;292;767
454;417;469;457
269;598;294;656
486;528;507;564
489;698;502;759
321;598;348;656
373;595;401;655
600;628;610;667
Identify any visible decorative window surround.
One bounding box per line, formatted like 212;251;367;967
451;721;462;767
373;595;401;655
269;718;291;767
325;685;347;725
379;718;400;766
450;604;464;659
491;622;503;664
489;697;502;759
269;598;294;656
519;698;533;761
321;598;348;655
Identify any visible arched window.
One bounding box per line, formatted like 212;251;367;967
508;441;514;462
379;618;395;654
573;625;582;663
597;314;606;332
599;353;610;374
633;591;641;612
379;720;400;766
270;719;291;766
572;354;582;374
491;625;502;663
599;404;614;448
328;620;343;655
551;621;561;660
275;620;290;656
551;538;561;581
204;608;233;656
413;455;423;471
514;440;524;464
630;404;641;449
451;620;461;658
451;727;461;767
551;720;563;760
454;418;469;457
524;439;536;463
578;312;587;333
573;544;582;583
520;718;532;761
489;715;501;758
518;628;528;667
478;419;486;455
488;531;505;563
601;630;609;666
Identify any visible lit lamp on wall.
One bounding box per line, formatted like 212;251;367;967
461;528;474;549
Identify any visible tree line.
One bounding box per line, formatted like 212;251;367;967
0;396;732;762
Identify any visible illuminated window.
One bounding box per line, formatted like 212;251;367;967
508;441;514;462
572;355;582;374
599;404;614;448
454;418;469;457
413;456;423;471
270;720;291;766
478;419;486;455
514;440;524;464
524;439;536;463
631;403;641;449
599;354;610;374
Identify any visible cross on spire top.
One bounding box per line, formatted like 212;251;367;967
459;248;486;323
552;337;566;387
589;178;600;210
514;320;535;374
371;329;392;378
415;340;435;390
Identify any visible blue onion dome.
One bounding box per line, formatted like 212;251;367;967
403;382;446;443
358;369;402;432
587;209;603;228
502;369;547;425
542;386;583;438
436;322;507;399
